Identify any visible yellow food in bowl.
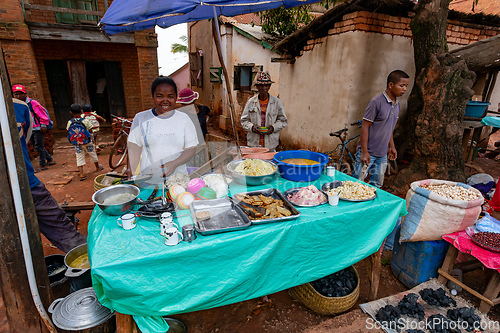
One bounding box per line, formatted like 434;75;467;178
281;158;319;166
234;159;275;176
70;253;90;269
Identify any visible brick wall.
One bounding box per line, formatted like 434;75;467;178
2;0;158;120
32;40;145;118
135;30;159;111
0;0;28;39
25;0;109;24
1;40;46;104
299;11;500;55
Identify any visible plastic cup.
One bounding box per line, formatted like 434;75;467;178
326;166;336;177
327;193;339;206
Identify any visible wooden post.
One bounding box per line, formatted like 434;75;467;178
116;312;137;333
368;241;385;301
437;245;459;285
0;47;53;332
479;271;500;314
211;18;242;159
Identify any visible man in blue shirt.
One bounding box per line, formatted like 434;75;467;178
14;98;85;253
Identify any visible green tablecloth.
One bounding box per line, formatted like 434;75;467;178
482;116;500;128
88;172;407;331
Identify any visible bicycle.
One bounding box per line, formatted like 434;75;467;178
325;120;362;175
109;114;132;170
326;120;399;177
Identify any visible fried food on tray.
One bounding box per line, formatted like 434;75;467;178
235;194;292;219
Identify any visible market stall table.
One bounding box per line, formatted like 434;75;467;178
439;230;500;314
87;172;407;332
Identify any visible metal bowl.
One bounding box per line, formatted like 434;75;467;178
92;184;140;216
226;159;278;186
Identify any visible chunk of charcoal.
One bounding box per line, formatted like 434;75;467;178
446;307;480;332
396;293;424;320
375;304;403;330
419;288;456;307
426;314;459;333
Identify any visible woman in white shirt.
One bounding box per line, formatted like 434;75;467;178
127;77;199;182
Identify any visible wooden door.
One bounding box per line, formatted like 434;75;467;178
104;62;126;117
45;60;73;130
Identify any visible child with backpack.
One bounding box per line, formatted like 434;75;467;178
67;104;103;181
81;103;106;152
12;84;55;172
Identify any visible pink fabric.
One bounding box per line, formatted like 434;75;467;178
443;231;500;272
491;187;500;211
28;98;49;126
460;203;481;230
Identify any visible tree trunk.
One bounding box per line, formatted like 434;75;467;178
391;0;476;192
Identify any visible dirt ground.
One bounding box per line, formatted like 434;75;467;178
1;127;500;332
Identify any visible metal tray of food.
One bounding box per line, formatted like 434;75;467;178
466;226;500;253
321;181;377;202
283;188;328;207
232;189;301;224
190;197;251;235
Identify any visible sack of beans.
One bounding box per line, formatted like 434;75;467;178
400;179;484;242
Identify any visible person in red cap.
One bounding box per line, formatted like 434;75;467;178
176;88;210;142
240;71;288;150
12;84;55;172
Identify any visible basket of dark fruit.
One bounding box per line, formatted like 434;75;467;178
288;266;359;315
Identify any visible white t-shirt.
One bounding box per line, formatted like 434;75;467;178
128;109;199;181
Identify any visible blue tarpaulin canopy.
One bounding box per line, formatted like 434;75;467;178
99;0;323;35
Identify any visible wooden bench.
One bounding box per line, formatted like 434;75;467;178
59;201;95;224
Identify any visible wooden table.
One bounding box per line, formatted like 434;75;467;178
87;173;406;332
438;238;500;314
462;120;484;162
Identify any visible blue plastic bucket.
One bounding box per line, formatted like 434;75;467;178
273;150;329;182
391;226;449;288
465;101;490;118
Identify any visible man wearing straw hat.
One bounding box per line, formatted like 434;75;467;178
241;71;288;150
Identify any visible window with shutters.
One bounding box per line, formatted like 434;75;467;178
234;64;262;91
52;0;99;24
189;51;203;88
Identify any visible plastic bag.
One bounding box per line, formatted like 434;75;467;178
476;213;500;233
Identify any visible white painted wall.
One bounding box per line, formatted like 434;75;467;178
223;26;281;116
279;31;415;152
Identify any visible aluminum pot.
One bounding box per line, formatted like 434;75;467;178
48;287;115;333
92;184;140;216
45;254;67;284
65;243;92;291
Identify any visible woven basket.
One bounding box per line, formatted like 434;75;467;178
288;266;360;315
94;174;113;193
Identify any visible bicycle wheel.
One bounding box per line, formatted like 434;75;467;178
109;134;128;170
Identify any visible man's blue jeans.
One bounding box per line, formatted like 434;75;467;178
352;149;387;188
